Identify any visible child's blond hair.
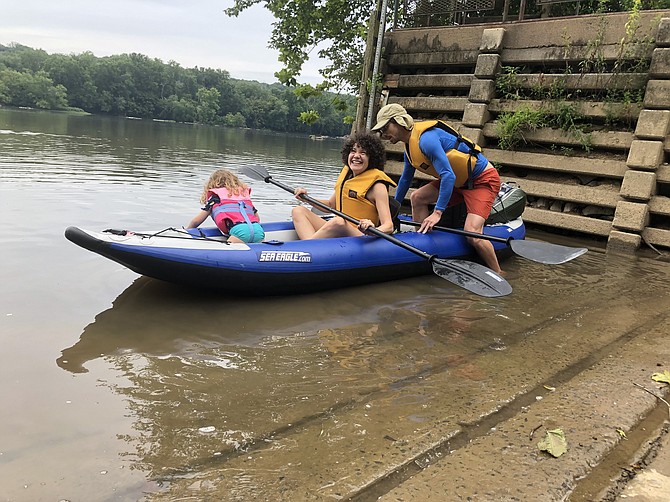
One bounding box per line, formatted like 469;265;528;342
201;169;249;203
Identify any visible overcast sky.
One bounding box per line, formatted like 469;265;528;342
1;0;327;84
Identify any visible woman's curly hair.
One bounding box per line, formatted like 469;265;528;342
341;132;386;170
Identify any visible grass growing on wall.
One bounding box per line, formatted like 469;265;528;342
494;6;657;152
496;102;592;152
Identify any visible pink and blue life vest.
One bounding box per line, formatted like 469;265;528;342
206;187;261;238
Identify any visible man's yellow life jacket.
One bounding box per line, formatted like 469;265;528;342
406;120;482;189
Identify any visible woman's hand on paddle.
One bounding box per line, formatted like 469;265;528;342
358;219;375;234
294;187;308;201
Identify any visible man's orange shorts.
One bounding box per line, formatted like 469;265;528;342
447;166;500;219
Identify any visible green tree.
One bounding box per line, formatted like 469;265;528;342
0;68;68;109
0;43;354;136
0;78;8;103
195;87;221;123
158;95;197;122
44;52;98;110
0;43;50;72
225;0;371;92
223;112;247;127
234;80;275;129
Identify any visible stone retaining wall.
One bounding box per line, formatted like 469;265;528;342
378;10;670;252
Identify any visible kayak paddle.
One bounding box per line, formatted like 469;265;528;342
400;220;588;265
240;164;512;298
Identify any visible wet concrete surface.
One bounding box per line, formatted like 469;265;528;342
615;426;670;502
378;303;670;501
137;249;670;502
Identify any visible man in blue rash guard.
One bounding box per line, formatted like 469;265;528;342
372;104;503;275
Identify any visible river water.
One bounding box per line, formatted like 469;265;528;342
1;108;669;501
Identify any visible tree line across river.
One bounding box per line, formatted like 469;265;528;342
0;44;356;137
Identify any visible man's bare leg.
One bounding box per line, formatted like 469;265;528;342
409;183;439;223
463;213;503;274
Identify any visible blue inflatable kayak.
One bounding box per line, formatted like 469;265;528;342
64;219;525;295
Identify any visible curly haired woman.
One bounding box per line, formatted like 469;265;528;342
291;132;397;239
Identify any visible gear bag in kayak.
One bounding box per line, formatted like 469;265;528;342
486;182;527;225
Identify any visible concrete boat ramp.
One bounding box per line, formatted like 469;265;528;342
149;251;670;501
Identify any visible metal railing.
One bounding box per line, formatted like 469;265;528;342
394;0;496;27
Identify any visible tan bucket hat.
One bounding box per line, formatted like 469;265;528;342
371;103;414;131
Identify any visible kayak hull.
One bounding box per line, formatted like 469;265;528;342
65;219;525;295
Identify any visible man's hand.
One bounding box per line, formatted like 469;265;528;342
418;210;442;233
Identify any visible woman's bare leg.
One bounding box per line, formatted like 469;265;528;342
311;217;362;239
292;206;328;239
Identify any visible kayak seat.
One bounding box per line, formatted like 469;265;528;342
437;201;467;228
388;196;401;232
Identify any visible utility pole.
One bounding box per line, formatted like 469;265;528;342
353;0;381;133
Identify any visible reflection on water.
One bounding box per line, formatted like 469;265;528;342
0;108;344;223
57;276;437;374
58;276;500;479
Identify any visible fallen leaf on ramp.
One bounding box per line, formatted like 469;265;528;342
538;428;568;457
651;370;670;385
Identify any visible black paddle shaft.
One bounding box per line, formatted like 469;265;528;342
267;177;442;261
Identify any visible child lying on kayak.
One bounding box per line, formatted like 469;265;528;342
186;169;265;243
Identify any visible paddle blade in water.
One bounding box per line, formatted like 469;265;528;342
509;240;588;265
432;259;512;297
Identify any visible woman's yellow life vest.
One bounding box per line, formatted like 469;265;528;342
334;166;397;224
406;120;482;189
